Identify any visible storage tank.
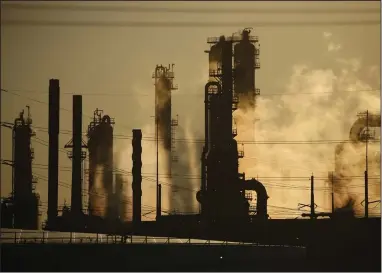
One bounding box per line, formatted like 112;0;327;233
87;109;114;218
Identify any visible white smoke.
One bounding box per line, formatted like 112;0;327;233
90;165;107;217
234;33;380;218
116;123;172;221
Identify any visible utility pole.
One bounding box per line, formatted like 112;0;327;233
357;110;370;218
298;175;317;220
331;172;334;214
365;110;369;219
310;175;315;219
156;113;160;219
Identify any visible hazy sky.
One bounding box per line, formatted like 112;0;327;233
1;1;380;221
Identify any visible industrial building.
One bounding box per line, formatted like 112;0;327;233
0;30;380;266
233;28;261;109
197;29;268;223
152;64;179;212
87;109;115;219
0;107;40;230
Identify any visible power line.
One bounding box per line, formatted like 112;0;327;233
2;87;380;97
27;124;382;144
2;19;379;28
3;3;379;15
3;121;380;145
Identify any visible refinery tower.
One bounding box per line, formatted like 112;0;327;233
198;29;268;223
87;109;115;218
8;107;40;229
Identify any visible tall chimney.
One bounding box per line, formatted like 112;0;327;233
48;79;60;229
132;129;142;225
71;95;83;215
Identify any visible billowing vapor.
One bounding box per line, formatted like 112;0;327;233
171;118;201;214
111;153;130;222
234;34;380;218
90;164;107;217
116;123;172;220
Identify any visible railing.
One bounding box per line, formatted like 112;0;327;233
0;230;305;248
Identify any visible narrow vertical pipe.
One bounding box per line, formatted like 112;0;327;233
310;175;315;219
132;129;142;225
48;79;60;228
158;184;162;219
365;110;369;219
331;172;334;214
71;95;82;215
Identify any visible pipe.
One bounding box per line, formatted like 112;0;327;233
200;82;221;192
204;81;221;152
201;82;221;193
243;179;268;219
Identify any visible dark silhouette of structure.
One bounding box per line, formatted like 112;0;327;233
1;29;380;273
0;107;41;229
12;107;40;229
152;64;179;212
233;28;261;109
64;95;87;223
197;31;268;224
132;129;142;226
87;109;115;218
47;79;60;229
1;197;14;227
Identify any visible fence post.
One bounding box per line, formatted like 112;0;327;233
96;233;99;244
70;232;72;244
42;232;45;243
14;232;17;243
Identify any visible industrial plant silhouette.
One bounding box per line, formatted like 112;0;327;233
1;28;380;272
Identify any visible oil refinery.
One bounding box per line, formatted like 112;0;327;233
1;28;380;271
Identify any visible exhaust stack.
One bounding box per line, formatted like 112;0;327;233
47;79;60;229
132;129;142;225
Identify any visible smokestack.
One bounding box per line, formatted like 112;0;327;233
311;175;315;219
48;79;60;229
71;95;83;215
132;129;142;225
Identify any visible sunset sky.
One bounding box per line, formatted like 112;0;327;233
1;1;380;222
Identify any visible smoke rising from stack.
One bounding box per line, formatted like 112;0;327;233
171;120;200;214
233;33;380;217
117;123;172;219
90;164;107;217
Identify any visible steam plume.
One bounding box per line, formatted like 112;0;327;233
234;33;380;218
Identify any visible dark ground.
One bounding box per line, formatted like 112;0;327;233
1;242;380;272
